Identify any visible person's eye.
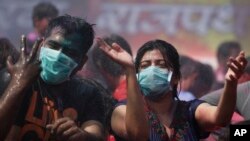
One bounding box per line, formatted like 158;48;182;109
140;63;150;69
158;64;167;68
155;62;165;68
47;42;61;50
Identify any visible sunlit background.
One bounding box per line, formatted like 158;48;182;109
0;0;250;69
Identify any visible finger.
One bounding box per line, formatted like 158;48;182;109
239;56;248;68
228;61;240;73
227;62;241;78
236;51;245;61
46;124;53;129
111;43;122;52
56;120;75;135
62;126;79;139
20;35;27;59
96;37;109;47
229;74;237;81
239;51;245;57
46;117;69;134
28;38;43;62
97;38;111;52
230;58;243;71
6;56;13;73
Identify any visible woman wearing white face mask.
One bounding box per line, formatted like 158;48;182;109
97;38;247;141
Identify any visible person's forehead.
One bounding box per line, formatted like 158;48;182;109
141;49;164;61
46;29;82;51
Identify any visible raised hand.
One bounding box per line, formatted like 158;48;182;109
96;37;134;69
6;35;42;87
225;51;248;82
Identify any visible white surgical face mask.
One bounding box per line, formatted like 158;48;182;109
137;66;172;101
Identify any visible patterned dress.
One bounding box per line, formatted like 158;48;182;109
147;99;209;141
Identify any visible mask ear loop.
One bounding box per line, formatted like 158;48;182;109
167;70;180;101
167;70;173;82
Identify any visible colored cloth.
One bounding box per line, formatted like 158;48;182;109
113;79;127;101
14;77;105;140
116;99;209;141
178;91;196;101
147;99;209;141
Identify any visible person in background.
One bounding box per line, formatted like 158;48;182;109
27;2;59;53
212;41;241;91
189;63;215;98
178;55;215;101
178;55;200;101
98;38;247;141
201;81;250;141
201;56;250;119
238;56;250;83
201;56;249;141
77;34;133;141
78;34;132;101
0;15;105;141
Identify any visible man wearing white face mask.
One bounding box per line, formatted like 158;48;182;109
39;47;78;84
0;15;105;141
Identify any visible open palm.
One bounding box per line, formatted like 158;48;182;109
97;38;134;68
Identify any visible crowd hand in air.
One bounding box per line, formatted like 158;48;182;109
225;51;248;82
6;35;42;87
96;37;134;69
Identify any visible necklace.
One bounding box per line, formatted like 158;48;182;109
37;79;62;123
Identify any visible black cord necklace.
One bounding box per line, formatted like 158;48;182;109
37;79;61;123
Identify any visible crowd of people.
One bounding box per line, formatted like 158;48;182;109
0;2;249;141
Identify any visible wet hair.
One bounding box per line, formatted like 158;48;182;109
0;38;19;69
32;2;59;26
92;34;132;77
45;15;95;56
135;39;181;99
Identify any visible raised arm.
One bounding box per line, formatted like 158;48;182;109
0;36;42;140
195;51;247;131
97;38;149;141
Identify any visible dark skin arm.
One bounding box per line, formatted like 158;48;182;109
0;36;42;140
46;117;105;141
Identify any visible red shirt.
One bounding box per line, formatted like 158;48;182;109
113;79;127;101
